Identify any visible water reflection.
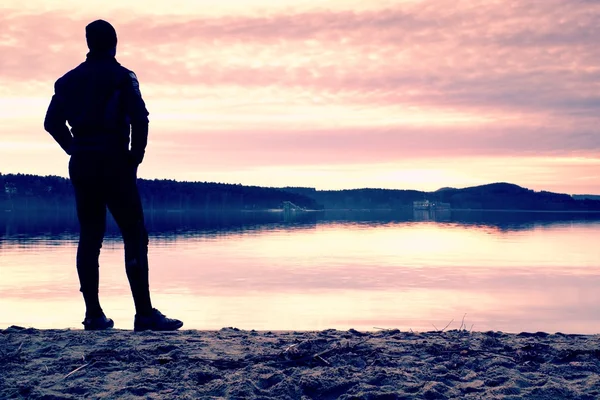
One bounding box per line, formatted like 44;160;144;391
2;209;600;241
1;209;600;333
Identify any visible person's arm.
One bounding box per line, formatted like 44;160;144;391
123;71;150;165
44;80;73;155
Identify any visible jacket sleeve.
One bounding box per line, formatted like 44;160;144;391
44;79;73;155
123;70;150;165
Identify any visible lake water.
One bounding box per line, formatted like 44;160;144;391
1;210;600;334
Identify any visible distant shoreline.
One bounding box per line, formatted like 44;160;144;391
445;208;600;214
3;175;600;213
4;207;600;214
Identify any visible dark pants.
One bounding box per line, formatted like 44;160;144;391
69;152;152;316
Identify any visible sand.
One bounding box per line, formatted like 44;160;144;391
1;326;600;399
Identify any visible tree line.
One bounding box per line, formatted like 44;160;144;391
2;174;599;212
283;183;600;211
0;173;321;212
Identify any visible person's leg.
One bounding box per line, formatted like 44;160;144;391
105;157;153;316
106;155;182;331
69;155;107;318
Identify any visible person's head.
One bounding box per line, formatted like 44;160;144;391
86;20;117;53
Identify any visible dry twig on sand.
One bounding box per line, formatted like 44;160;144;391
432;319;454;334
272;337;373;367
63;361;95;380
0;341;24;362
314;355;331;366
459;313;467;331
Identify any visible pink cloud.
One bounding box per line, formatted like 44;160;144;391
155;124;600;168
1;1;599;192
1;0;598;118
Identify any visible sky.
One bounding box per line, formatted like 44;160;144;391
0;0;599;193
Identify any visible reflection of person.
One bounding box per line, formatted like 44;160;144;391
44;20;183;331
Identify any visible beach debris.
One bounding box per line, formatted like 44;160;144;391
373;327;401;335
0;340;24;362
432;319;454;333
63;361;94;380
274;337;374;367
157;355;173;365
458;313;468;331
348;328;367;337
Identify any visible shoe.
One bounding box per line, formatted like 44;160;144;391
134;308;183;332
82;314;114;331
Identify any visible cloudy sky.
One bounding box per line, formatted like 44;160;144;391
1;0;599;193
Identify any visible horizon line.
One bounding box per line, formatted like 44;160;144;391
1;170;598;197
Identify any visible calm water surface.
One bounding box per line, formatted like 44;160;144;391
1;210;599;333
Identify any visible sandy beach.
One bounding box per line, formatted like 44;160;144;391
1;326;600;399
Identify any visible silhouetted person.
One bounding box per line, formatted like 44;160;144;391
44;20;183;331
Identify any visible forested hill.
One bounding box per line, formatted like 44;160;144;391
431;183;600;211
0;173;321;212
282;183;600;211
2;174;599;212
573;194;600;201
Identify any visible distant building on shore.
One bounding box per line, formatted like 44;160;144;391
413;200;451;211
282;201;306;213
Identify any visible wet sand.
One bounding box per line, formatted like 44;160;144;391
1;326;599;399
